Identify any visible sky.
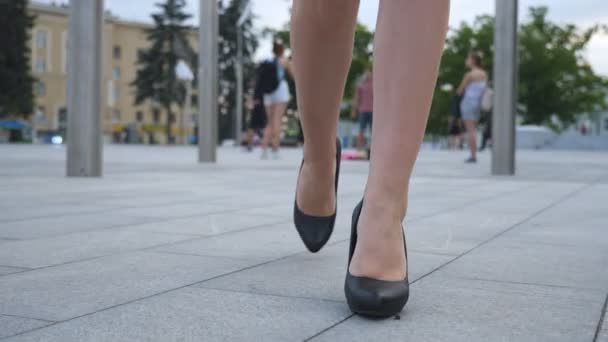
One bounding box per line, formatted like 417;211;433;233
37;0;608;75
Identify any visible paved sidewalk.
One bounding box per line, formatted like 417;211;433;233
1;144;607;341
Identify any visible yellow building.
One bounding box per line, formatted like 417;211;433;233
29;2;198;144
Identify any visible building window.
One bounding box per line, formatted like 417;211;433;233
604;118;608;131
58;108;68;130
153;109;160;124
35;57;47;73
112;109;121;122
169;113;176;124
113;85;120;102
113;45;122;59
35;81;46;96
136;111;144;122
62;31;68;73
112;66;121;80
36;30;48;49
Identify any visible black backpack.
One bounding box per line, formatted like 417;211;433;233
256;59;280;95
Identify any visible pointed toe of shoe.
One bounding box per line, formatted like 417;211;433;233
294;209;335;253
345;273;410;318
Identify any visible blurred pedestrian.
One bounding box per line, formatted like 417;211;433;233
291;0;449;317
351;66;374;150
448;94;463;149
479;81;494;151
245;84;267;151
258;40;291;159
457;51;487;163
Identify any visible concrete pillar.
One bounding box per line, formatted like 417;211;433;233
198;0;219;162
66;0;104;177
235;26;244;147
492;0;518;175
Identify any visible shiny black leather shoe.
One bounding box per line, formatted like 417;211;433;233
294;139;341;253
344;200;409;318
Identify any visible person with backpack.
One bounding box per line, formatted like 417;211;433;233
244;83;268;152
258;40;291;159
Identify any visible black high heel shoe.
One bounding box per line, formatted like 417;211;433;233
293;139;341;253
344;200;409;318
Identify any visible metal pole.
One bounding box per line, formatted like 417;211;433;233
66;0;103;177
235;26;243;147
182;80;192;145
198;0;218;162
492;0;518;175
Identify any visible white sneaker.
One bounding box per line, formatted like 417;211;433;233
261;150;269;160
272;151;280;160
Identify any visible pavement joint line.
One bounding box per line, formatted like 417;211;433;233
0;194;232;224
188;285;345;304
0;313;55;323
303;314;355;342
305;181;593;340
593;293;608;342
445;275;607;292
145;250;276;262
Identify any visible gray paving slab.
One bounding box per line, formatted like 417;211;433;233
198;241;453;302
440;237;608;290
0;212;158;240
1;145;607;341
131;212;289;237
3;287;350;342
0;251;257;321
154;223;311;261
0;229;196;269
0;315;51;339
312;276;604;342
0;266;28;276
405;213;524;256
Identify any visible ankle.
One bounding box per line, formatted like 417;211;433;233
363;190;408;223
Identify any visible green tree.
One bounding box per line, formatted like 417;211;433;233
218;0;258;142
428;7;608;135
0;0;35;118
519;7;607;127
132;0;194;143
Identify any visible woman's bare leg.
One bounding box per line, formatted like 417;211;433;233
291;0;359;216
349;0;450;281
465;120;477;160
272;103;287;151
261;104;276;153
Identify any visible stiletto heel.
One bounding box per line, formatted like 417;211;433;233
344;200;409;318
294;138;342;253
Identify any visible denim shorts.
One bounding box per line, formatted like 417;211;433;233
358;111;373;132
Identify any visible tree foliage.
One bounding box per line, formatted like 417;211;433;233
0;0;35;118
132;0;194;142
266;22;373;116
519;7;607;127
217;0;258;141
428;7;608;135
